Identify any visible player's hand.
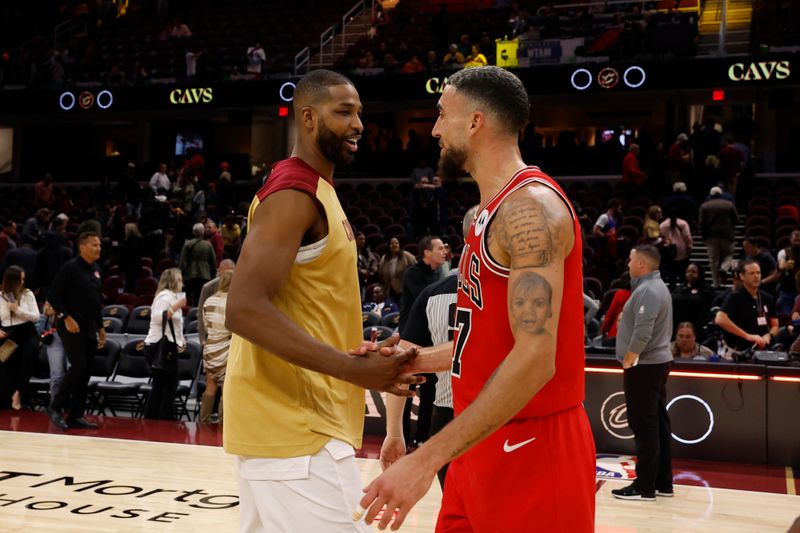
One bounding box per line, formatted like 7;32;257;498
344;345;422;396
358;452;436;530
348;332;401;357
379;436;406;471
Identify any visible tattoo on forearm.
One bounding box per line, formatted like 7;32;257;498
490;197;555;268
510;272;553;335
450;424;497;460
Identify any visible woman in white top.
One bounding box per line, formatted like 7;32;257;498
0;266;41;410
143;268;187;420
199;270;233;423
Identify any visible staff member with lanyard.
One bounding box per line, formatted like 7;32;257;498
46;231;105;430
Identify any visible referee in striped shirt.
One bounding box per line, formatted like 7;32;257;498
381;206;477;488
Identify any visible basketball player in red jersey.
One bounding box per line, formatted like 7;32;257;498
358;66;596;531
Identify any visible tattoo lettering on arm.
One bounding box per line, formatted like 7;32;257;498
510;272;553;335
490;197;556;268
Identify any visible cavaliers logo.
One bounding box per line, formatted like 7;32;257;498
600;391;633;439
342;219;355;241
79;91;95;109
597;68;619;90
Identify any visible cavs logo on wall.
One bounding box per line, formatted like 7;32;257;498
597;68;619;89
596;454;638;480
79;91;95;109
600;391;634;439
342;219;355;241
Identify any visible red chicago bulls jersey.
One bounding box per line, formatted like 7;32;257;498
452;166;585;418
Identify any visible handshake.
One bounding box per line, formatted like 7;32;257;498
345;333;424;397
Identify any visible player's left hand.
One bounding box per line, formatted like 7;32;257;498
348;332;401;357
379;435;406;471
358;451;436;530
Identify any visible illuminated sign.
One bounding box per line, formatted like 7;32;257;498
59;90;114;111
425;76;449;95
728;60;790;81
169;87;214;105
279;82;296;102
571;65;646;91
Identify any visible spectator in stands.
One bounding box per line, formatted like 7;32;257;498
356;232;380;297
0;220;16;265
410;176;437;237
464;45;488;68
171;18;192;38
379;237;416;300
666;133;691;183
670;322;713;360
1;235;37;289
217;162;234;213
643;206;664;246
221;214;241;256
35;221;73;300
400;235;446;329
173;170;196;214
0;266;40;410
742;235;779;294
120;223;146;294
457;34;472;57
622;144;646;187
362;285;399;318
672;262;713;337
593;199;621;262
597;272;631;346
442;43;465;70
699;186;738;288
197;259;235;347
425;50;440;71
659;211;692;288
21;208;51;247
715;259;778;357
144;268;187;420
185;50;203;79
718;136;744;194
205;219;224;266
662;182;696;227
777;230;800;315
401;54;424;74
149;163;171;196
46;232;104;430
34;173;55;208
411;158;435;183
180;223;217;306
199;269;233;424
246;42;267;78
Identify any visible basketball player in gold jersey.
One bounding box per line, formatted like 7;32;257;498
223;69;421;532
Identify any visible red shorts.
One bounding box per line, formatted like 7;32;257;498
436;405;596;533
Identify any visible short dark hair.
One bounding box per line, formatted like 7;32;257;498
418;235;441;256
78;231;100;245
737;258;760;275
293;69;355;109
743;234;767;249
633;243;661;268
607;199;622;210
446;66;530;135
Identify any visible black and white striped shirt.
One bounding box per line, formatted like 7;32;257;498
400;273;458;408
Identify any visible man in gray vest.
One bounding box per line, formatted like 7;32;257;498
612;244;674;502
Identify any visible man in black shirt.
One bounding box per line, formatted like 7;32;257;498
715;258;778;356
46;232;106;430
398;235;446;447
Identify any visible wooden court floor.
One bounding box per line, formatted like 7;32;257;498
0;431;798;532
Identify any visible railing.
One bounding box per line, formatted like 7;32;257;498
319;24;336;61
553;0;698;13
341;0;367;47
294;46;310;75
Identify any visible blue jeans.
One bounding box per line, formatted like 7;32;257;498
46;332;68;401
777;291;797;315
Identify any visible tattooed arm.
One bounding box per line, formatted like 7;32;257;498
359;184;574;528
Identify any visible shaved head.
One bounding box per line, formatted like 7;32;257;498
293;69;355;112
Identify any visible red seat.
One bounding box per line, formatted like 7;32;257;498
776;205;799;223
135;277;158;296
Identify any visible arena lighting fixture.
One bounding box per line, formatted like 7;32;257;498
667;395;714;444
59;91;76;111
279;81;296;102
584;367;762;380
96;90;114;109
771;376;800;383
570;68;592;91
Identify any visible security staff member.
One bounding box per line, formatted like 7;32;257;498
46;231;105;430
715;258;778;356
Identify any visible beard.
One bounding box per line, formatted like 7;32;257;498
437;144;468;180
317;120;354;167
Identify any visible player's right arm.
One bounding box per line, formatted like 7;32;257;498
226;188;419;395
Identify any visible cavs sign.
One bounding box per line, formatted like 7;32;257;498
169;87;214;105
728;60;791;82
425;77;449;94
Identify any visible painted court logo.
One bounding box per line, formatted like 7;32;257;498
596;454;637;480
600;391;634;439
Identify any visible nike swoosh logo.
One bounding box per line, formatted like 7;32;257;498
503;437;537;453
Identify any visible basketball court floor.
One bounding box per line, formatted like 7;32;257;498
1;411;797;532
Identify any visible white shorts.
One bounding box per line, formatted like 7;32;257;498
236;439;371;533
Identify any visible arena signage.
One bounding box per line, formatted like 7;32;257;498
59;90;113;111
727;60;791;82
0;470;238;524
425;76;449;94
570;66;646;91
169;87;214;105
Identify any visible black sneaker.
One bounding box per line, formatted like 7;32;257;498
656;487;674;497
66;417;99;429
611;483;656;501
46;407;69;431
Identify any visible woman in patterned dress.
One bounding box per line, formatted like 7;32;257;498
199;270;233;423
